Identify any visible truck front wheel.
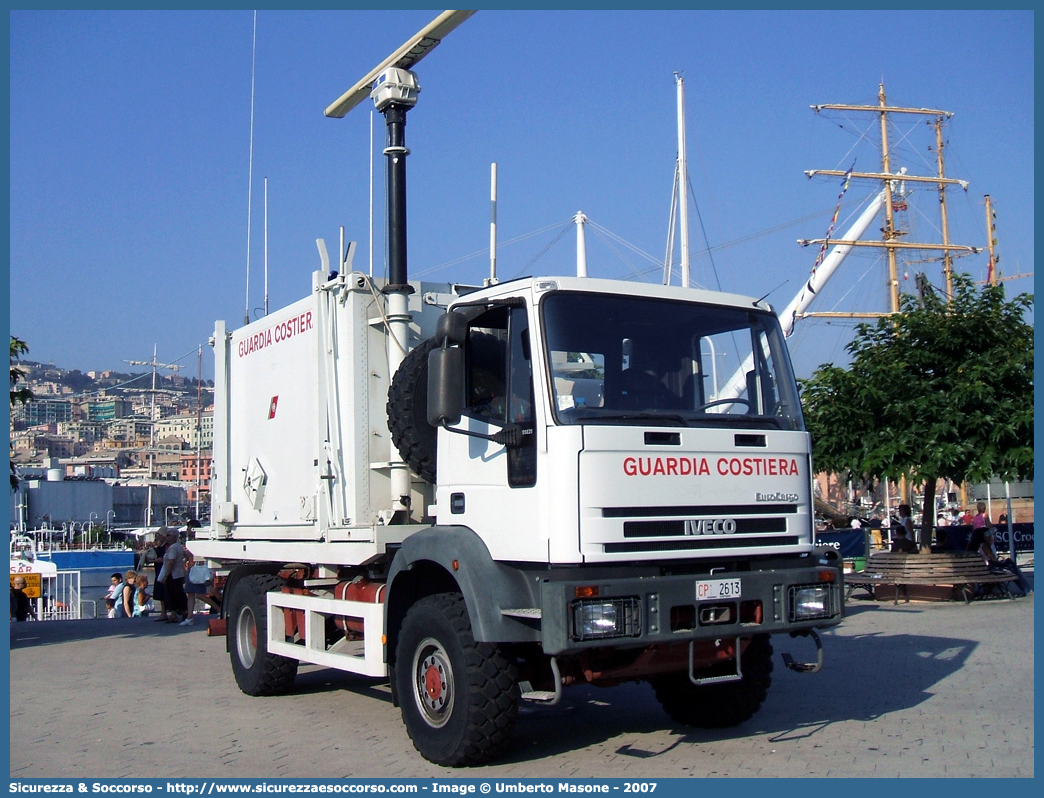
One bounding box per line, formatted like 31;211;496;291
395;593;519;766
228;574;299;696
650;634;773;728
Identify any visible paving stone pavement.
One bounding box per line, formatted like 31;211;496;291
8;580;1033;779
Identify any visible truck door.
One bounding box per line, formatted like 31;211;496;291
436;304;541;561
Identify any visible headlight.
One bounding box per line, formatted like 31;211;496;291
570;597;641;641
788;584;836;621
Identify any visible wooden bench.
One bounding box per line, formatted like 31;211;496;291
845;552;1018;604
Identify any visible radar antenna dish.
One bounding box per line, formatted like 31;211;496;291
324;10;476;118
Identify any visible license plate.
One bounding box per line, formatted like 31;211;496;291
696;578;741;601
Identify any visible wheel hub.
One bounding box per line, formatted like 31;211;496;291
236;606;257;669
413;639;453;727
424;660;444;702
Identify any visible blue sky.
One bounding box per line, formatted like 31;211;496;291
9;9;1034;381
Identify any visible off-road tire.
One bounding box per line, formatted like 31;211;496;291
387;338;439;484
228;574;298;696
650;634;773;728
395;593;519;766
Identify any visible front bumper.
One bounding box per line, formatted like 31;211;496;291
537;562;842;656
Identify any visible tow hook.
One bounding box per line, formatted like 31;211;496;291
782;628;823;673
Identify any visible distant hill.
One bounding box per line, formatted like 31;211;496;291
20;360;213;392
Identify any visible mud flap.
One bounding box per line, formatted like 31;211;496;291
781;628;823;673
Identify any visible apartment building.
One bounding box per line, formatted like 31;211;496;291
12;398;74;427
154;409;214;450
180;450;213;505
85;397;134;422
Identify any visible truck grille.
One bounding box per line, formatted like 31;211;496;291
599;504;800;554
622;517;786;537
604;536;800;554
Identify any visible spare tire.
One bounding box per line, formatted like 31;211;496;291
387;338;439;483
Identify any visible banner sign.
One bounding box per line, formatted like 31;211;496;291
991;523;1034;553
941;523;1034;553
814;529;869;559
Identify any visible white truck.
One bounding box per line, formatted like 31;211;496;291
191;12;843;767
193;268;843;766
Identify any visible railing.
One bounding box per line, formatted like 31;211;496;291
17;541;133;556
10;531;135;560
30;570;83;621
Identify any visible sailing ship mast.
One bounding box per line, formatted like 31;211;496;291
717;84;988;401
799;82;980;319
797;84;1002;513
125;346;180;527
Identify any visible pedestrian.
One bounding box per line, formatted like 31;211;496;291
966;502;993;553
972;501;990;528
934;512;950;548
895;504;920;553
116;570;136;618
868;513;884;550
104;572;124;618
889;524;918;554
181;549;219;626
132;574;155;617
150;529;169;621
10;576;33;622
972;524;1031;597
157;530;187;624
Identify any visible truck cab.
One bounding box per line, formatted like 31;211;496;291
427;275;813;569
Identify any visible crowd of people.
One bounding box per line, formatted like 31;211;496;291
866;500;1031;596
962;501;1031;595
105;527;220;625
10;525;222;624
835;501;1032;598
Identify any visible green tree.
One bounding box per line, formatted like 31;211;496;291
800;274;1033;545
10;336;33;490
10;336;32;406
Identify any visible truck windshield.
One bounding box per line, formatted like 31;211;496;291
542;291;804;430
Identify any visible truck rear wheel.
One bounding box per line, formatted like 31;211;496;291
395;593;519;766
228;574;298;696
651;634;773;728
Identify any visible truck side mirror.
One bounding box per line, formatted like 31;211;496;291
427;346;463;427
435;310;469;346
